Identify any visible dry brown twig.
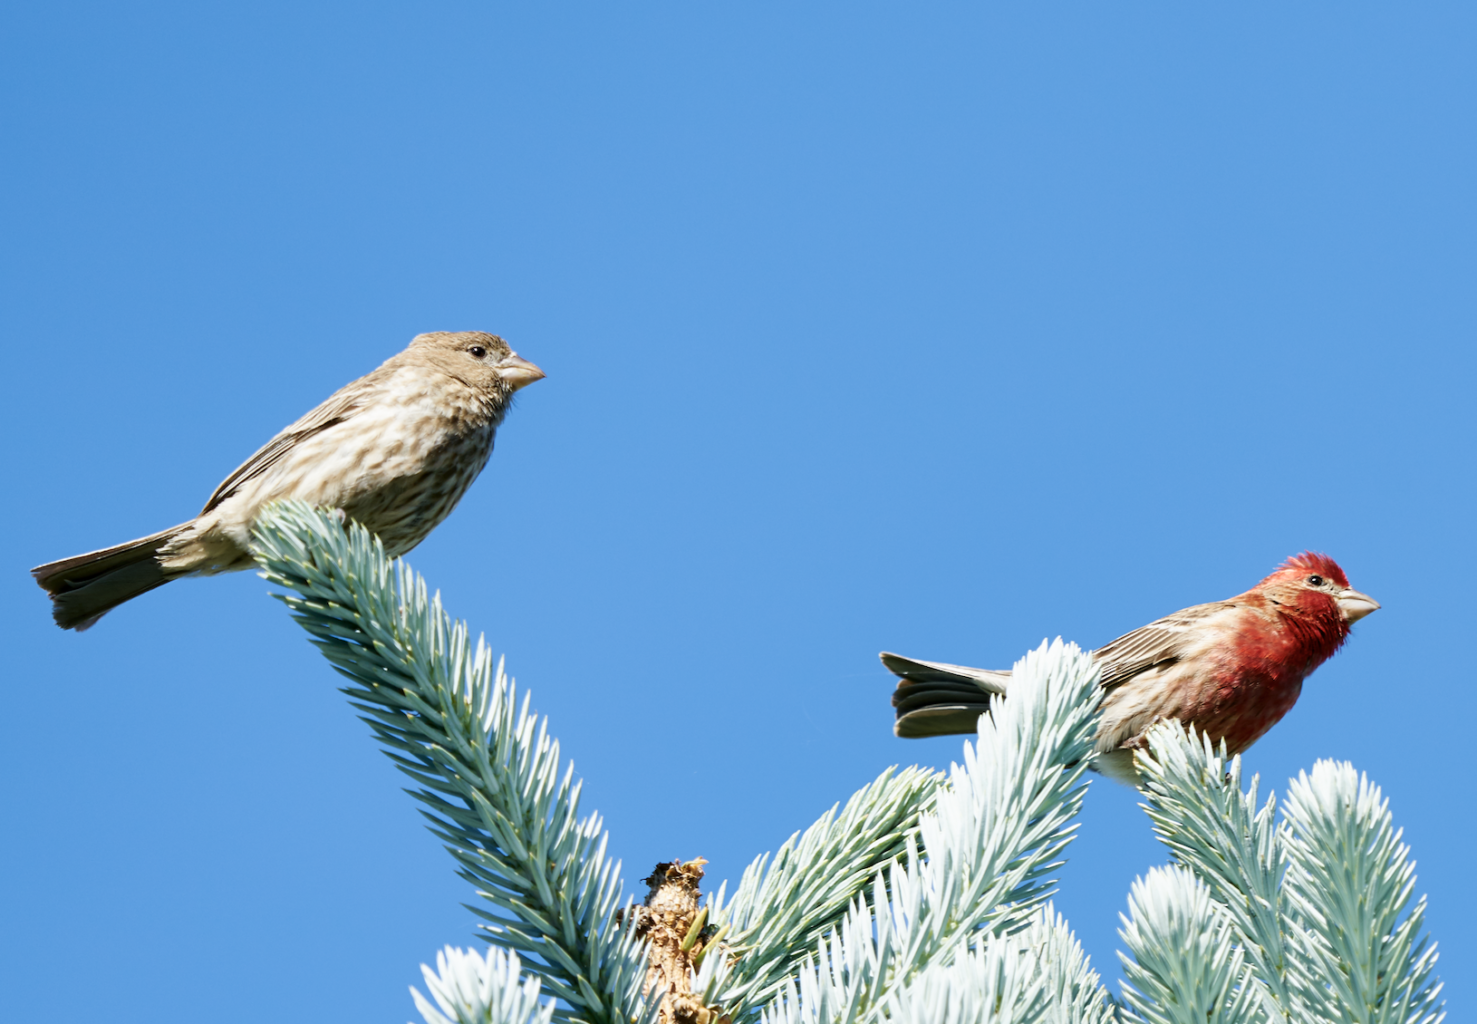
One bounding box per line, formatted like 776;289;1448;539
625;860;730;1024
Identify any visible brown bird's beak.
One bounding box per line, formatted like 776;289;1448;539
1335;588;1380;623
497;353;546;391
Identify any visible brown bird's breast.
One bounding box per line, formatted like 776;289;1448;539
343;425;495;555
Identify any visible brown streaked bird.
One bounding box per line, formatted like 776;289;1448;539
33;331;544;631
883;553;1379;783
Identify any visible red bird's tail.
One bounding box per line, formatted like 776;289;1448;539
882;652;1011;737
32;524;191;631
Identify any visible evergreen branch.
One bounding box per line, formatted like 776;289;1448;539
1135;722;1293;1020
1017;906;1118;1024
757;640;1104;1024
892;906;1114;1024
251;502;651;1024
761;905;1113;1024
883;905;1114;1024
707;765;941;1016
1116;866;1262;1024
1279;761;1444;1024
414;947;558;1024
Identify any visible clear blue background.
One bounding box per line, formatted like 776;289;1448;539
2;3;1472;1020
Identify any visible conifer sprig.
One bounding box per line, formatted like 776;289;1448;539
415;947;558;1024
758;640;1106;1024
252;502;652;1024
708;765;942;1015
1130;723;1444;1024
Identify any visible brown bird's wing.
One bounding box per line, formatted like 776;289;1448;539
200;380;377;514
882;651;1011;738
1092;599;1237;690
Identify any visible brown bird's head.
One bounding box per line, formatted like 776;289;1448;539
1258;552;1381;627
409;331;546;402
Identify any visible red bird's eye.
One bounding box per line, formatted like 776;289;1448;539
1307;575;1325;586
468;346;487;358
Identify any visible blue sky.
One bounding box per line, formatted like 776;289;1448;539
2;2;1473;1020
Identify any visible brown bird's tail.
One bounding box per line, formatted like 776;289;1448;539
882;651;1012;737
33;524;192;631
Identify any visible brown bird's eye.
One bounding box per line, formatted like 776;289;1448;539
1307;575;1324;587
468;346;487;358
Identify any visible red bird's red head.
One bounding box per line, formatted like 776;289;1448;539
1192;551;1384;755
1254;552;1378;628
1264;552;1350;590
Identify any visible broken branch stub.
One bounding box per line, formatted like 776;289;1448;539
630;859;729;1024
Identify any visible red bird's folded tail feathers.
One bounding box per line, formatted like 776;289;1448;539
881;651;1012;738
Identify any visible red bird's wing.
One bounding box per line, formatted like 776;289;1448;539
1092;600;1237;691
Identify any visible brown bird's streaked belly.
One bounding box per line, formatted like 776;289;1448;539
345;429;494;555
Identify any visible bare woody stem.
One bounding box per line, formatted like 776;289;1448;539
629;860;728;1024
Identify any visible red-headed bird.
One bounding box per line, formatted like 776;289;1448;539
883;553;1379;783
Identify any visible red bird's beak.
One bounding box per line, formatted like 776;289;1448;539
1336;588;1380;623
